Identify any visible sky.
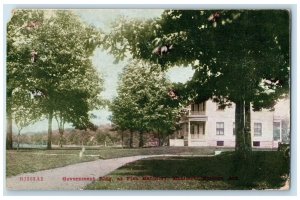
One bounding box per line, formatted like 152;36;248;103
9;9;195;133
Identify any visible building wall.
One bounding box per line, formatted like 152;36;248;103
250;108;275;148
204;100;236;147
180;99;280;148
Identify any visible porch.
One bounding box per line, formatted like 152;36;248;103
169;121;207;146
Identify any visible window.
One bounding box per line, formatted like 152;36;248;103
233;122;235;135
254;123;262;136
199;102;205;111
217;141;224;146
191;103;198;112
191;102;205;115
190;122;205;139
253;141;260;147
216;122;224;135
273;122;281;141
191;102;205;111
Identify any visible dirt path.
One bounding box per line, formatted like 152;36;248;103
6;154;213;190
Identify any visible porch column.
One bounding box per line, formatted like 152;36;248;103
279;120;282;142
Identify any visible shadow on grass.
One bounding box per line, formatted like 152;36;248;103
106;151;289;190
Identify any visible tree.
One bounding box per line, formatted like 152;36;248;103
110;60;181;148
109;96;137;148
6;10;45;149
12;89;42;150
105;10;290;154
53;89;91;148
35;11;105;149
51;61;104;148
9;10;105;149
185;10;289;155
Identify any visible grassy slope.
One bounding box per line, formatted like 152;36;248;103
6;151;97;177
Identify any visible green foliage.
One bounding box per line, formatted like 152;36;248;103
110;60;182;143
106;10;289;108
7;10;106;148
12;89;43;132
26;10;105;127
7;10;45;114
106;10;290;152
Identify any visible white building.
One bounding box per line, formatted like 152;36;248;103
169;99;288;149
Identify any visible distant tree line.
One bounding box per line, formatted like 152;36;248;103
12;126;162;148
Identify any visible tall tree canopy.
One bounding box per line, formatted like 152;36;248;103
7;10;105;149
110;60;181;147
105;10;290;153
6;10;45;149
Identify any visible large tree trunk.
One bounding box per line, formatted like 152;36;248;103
6;111;13;150
233;100;253;186
47;110;53;150
6;89;13;150
235;100;252;158
235;100;245;152
138;131;144;148
244;101;252;152
129;130;133;148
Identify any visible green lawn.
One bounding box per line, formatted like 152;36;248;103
85;151;290;190
6;150;97;177
6;147;216;177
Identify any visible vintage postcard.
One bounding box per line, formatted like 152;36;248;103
5;8;291;191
